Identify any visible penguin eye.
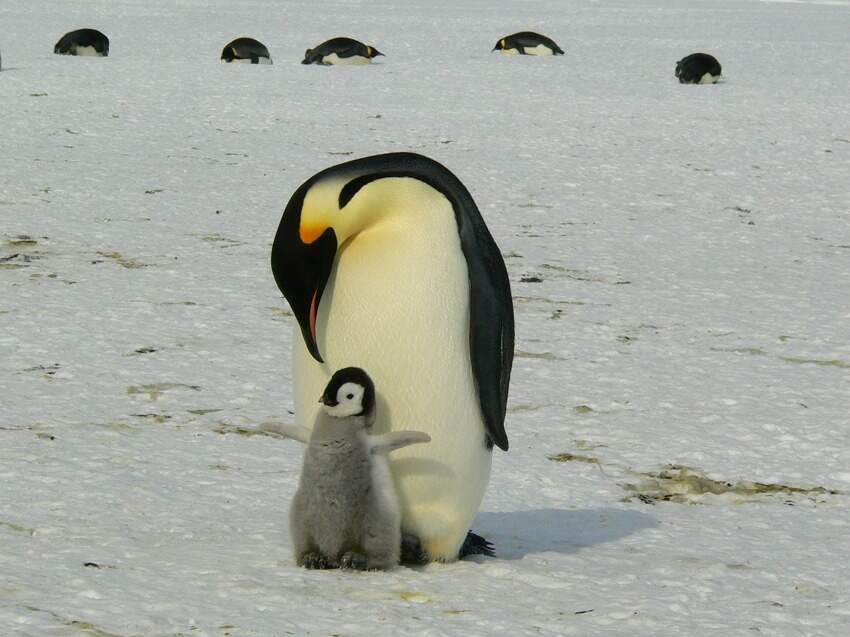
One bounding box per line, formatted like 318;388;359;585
346;393;354;400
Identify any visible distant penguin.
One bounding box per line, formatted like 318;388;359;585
302;37;383;65
220;37;272;65
281;367;431;570
271;152;514;563
675;53;722;84
54;29;109;57
493;31;564;56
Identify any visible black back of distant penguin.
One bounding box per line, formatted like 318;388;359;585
54;28;109;56
221;37;271;64
494;31;564;55
675;53;721;83
302;37;382;64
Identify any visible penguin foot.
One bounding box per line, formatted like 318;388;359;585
340;551;368;570
459;531;495;559
300;552;338;569
400;533;429;565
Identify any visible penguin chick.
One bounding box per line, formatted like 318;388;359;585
302;37;383;65
285;367;430;570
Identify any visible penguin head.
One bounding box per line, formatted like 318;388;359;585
366;46;384;58
492;38;506;52
271;153;458;362
319;367;375;419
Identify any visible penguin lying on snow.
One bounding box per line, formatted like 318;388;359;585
271;152;514;563
675;52;722;84
220;37;272;64
302;37;383;65
493;31;564;56
54;29;109;57
278;367;431;570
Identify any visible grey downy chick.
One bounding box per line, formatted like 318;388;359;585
279;367;430;570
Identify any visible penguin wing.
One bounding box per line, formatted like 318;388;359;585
335;41;362;58
259;422;311;443
369;431;431;455
456;182;514;452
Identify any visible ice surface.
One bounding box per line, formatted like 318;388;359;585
1;0;849;635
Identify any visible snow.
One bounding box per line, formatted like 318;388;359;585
2;0;849;635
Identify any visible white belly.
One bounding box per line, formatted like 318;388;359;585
323;53;370;65
74;45;102;57
523;44;553;56
292;184;492;560
699;72;719;84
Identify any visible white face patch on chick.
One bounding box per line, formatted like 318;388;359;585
321;381;366;418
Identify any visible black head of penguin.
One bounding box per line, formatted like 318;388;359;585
675;52;722;84
320;367;376;417
54;28;109;56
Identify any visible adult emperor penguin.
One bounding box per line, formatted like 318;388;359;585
493;31;564;56
271;152;514;562
302;37;383;65
675;53;722;84
54;29;109;57
221;37;272;64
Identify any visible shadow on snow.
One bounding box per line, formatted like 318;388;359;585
473;507;658;560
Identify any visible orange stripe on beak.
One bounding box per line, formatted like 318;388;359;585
300;223;327;244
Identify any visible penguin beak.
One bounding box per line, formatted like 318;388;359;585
370;47;384;58
271;213;338;364
319;394;338;407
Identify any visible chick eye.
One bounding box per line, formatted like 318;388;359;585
346;393;354;400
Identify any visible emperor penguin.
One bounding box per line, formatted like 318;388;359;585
220;37;272;64
281;367;431;570
270;152;514;562
493;32;564;56
302;37;383;65
675;52;722;84
54;29;109;57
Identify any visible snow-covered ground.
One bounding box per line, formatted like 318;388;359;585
2;0;849;634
